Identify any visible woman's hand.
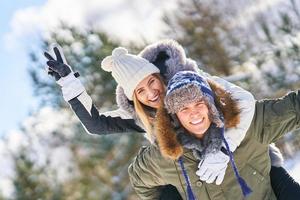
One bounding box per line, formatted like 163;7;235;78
43;44;84;101
44;44;80;81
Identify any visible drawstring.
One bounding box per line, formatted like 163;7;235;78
221;127;253;197
178;157;197;200
177;127;251;199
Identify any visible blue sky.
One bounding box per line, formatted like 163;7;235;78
0;0;45;136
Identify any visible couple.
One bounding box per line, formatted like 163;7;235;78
44;40;300;199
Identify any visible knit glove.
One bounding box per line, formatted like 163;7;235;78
196;150;229;185
44;44;85;101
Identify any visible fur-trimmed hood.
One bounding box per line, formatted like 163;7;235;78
155;78;241;160
115;40;200;126
113;40;284;167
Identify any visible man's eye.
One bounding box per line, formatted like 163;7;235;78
180;108;188;112
196;102;204;107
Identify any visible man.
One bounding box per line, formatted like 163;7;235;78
128;71;300;200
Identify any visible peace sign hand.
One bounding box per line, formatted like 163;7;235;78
43;44;84;101
44;45;72;80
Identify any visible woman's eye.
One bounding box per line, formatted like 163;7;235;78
137;89;144;94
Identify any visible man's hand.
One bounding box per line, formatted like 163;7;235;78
196;151;229;185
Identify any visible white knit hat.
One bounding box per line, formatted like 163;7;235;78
101;47;160;100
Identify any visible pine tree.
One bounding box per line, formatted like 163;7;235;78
257;0;300;94
28;24;144;199
29;24;119;108
256;0;300;155
163;0;236;76
12;148;54;200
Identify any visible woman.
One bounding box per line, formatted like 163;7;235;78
129;71;300;200
44;40;287;198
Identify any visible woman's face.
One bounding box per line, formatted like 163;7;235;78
135;74;164;109
176;100;212;139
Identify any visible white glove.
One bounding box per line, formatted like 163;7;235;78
57;73;85;101
196;151;229;185
44;44;85;101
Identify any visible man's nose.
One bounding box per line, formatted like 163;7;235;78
190;109;200;117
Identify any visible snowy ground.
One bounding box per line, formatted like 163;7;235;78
284;151;300;183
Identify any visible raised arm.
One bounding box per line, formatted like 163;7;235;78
250;90;300;144
44;44;145;135
69;91;144;135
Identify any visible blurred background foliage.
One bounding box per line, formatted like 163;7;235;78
2;0;300;199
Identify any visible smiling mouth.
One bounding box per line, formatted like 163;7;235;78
149;94;159;102
190;118;204;125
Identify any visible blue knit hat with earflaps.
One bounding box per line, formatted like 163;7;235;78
165;71;252;198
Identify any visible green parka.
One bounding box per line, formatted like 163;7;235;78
128;90;300;200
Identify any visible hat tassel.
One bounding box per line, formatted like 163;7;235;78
221;127;253;197
178;157;197;200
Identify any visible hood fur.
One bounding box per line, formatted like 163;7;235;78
139;39;199;82
155;79;241;160
116;40;199;124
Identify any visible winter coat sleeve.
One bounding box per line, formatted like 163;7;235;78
211;76;256;150
128;146;166;200
249;90;300;144
68;91;145;135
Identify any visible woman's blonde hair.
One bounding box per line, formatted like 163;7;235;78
133;73;165;143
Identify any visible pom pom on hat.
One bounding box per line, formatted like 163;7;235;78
101;56;114;72
101;47;128;72
112;47;128;57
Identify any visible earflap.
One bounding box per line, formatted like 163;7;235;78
207;79;241;128
155;103;183;160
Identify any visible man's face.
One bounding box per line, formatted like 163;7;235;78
176;100;211;139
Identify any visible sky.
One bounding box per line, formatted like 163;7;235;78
0;0;46;136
